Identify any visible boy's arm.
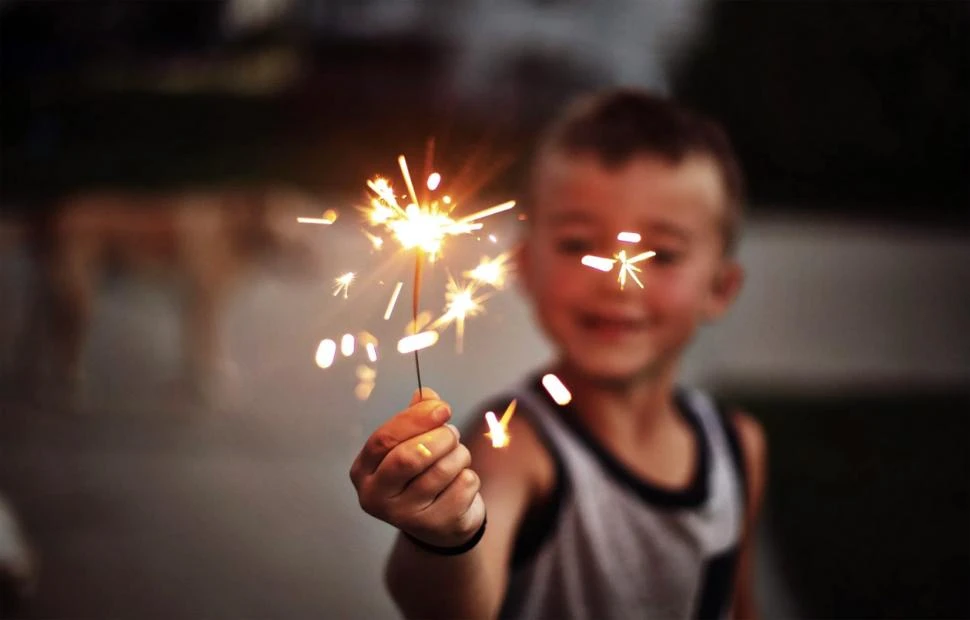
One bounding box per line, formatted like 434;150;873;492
385;412;553;620
731;412;767;620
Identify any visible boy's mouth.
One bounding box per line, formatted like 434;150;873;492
577;312;648;335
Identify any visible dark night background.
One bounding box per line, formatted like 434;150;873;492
1;1;968;618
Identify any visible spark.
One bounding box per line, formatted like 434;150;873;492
617;231;641;243
357;332;379;362
429;276;489;352
464;252;512;289
488;234;498;243
314;339;337;369
581;255;616;272
484;399;517;448
341;333;356;357
427;172;442;191
356;365;376;382
615;250;656;289
355;381;375;401
333;272;355;298
397;331;440;354
364;231;384;250
541;373;572;405
361;156;515;261
405;311;432;335
297;209;338;225
384;281;404;320
581;250;656;289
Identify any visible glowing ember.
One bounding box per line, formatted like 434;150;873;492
314;339;337;369
364;231;384;250
356;365;376;382
484;399;517;448
297;209;338;225
581;250;656;289
340;333;356;357
615;249;656;289
355;382;375;401
384;281;404;320
581;255;615;272
361;155;515;262
429;276;489;352
397;331;440;354
541;373;572;405
333;272;355;298
484;412;506;447
465;253;512;289
405;311;433;335
617;231;641;243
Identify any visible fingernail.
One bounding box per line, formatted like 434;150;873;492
432;406;451;423
446;423;460;440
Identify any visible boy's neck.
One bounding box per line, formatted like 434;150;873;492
554;361;683;442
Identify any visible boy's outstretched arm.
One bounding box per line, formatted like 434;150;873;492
731;412;768;620
350;388;550;620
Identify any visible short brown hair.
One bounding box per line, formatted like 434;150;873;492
532;89;745;255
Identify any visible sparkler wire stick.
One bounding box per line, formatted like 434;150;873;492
412;252;424;394
397;154;428;395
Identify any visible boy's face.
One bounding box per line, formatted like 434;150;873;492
520;152;742;384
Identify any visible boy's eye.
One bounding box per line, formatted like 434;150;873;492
650;249;682;266
555;237;595;255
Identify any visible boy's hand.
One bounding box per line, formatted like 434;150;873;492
350;387;486;548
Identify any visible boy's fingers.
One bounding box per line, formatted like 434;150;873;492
354;399;451;476
371;426;460;497
410;387;441;406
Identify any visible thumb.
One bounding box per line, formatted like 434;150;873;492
410;386;441;406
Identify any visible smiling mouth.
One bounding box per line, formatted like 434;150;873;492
578;314;648;332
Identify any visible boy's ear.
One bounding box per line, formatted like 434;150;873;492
704;260;744;321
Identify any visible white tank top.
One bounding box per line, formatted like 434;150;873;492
490;375;747;620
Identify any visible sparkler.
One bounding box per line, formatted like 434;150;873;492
362;154;515;391
306;149;517;443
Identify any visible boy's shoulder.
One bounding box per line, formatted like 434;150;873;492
462;380;558;498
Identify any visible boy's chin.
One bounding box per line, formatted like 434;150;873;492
563;352;664;387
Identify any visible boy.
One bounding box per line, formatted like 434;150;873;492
350;90;767;619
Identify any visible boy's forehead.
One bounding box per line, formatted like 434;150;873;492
531;152;726;227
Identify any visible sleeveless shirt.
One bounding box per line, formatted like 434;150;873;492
494;375;748;620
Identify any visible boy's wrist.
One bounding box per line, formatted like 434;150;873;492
402;515;487;556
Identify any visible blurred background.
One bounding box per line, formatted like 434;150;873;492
1;0;967;618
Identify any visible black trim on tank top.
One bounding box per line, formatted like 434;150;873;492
528;375;711;509
508;425;568;569
467;394;569;570
695;544;741;619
